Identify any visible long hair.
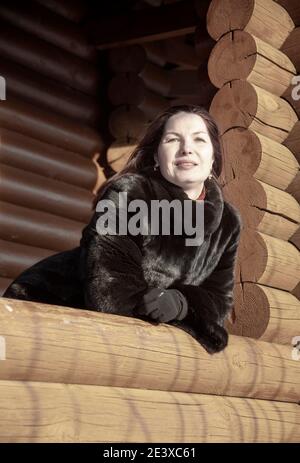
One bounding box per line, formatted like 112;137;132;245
95;105;223;204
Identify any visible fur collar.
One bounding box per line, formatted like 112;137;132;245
139;166;224;238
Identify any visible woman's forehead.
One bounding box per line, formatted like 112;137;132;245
164;112;207;133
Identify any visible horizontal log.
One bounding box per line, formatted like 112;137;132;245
0;380;299;442
194;21;215;64
238;229;300;292
227;283;300;344
106;139;138;173
194;63;217;103
109;105;148;139
0;201;83;251
223;176;300;240
0;277;12;296
207;0;294;49
108;73;169;118
0;164;93;223
169;96;211;110
0;97;104;157
132;94;169;120
108;73;145;105
139;61;170;96
0;0;97;61
208;30;296;96
0;298;299;405
35;0;88;23
88;0;199;49
210;81;298;143
283;121;300;163
108;45;147;72
290;226;300;250
163;36;199;69
194;0;212;18
282;81;300;119
143;66;209;99
109;47;199;98
144;38;200;69
0;128;100;191
143;41;168;67
1;57;103;126
0;239;53;279
287;171;300;203
275;0;300;26
292;281;300;300
281;27;300;71
168;70;202;97
220;128;299;189
0;21;100;96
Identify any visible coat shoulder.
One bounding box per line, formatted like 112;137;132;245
109;172;148;192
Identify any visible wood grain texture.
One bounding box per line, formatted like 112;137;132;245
208;30;296;95
0;380;299;442
227;282;300;344
237;229;300;292
220;128;299;189
223;176;300;240
207;0;294;49
0;298;299;404
210;81;298;143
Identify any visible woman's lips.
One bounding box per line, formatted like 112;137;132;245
176;162;197;169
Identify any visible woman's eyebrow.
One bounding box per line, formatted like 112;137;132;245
164;130;207;135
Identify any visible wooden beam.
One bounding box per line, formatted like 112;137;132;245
0;298;300;404
275;0;300;26
207;0;294;49
209;81;298;144
87;0;200;50
1;380;300;442
226;282;300;344
220;128;299;190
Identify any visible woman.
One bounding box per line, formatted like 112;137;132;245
3;105;242;354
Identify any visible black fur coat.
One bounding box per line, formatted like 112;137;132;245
3;166;242;353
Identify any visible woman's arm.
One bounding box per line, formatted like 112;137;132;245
169;210;242;353
79;175;149;316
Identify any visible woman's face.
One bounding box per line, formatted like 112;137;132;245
156;112;214;189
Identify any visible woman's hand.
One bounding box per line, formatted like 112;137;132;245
173;311;228;354
192;319;228;354
135;288;188;323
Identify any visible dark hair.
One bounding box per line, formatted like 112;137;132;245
96;105;222;203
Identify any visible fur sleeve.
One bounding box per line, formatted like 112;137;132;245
167;206;242;352
80;174;149;315
170;206;242;326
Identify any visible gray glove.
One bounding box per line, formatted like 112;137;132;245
136;288;188;323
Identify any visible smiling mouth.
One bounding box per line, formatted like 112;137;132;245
175;162;198;168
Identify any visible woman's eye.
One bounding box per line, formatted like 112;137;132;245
166;138;179;143
195;137;205;142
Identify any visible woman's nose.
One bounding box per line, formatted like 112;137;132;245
181;142;193;154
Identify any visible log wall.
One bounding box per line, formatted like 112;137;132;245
0;298;299;443
207;0;300;344
105;13;215;174
0;0;106;294
1;0;299;444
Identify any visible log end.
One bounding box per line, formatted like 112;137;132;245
207;0;255;41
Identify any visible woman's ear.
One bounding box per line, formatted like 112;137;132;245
154;154;160;168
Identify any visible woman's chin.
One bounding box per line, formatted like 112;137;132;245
175;171;206;185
